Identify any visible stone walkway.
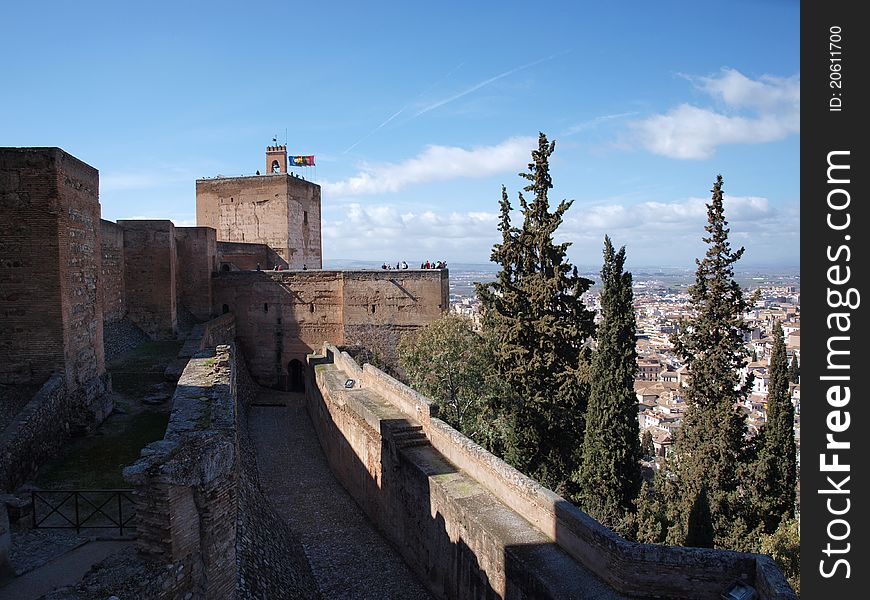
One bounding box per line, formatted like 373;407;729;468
248;390;432;600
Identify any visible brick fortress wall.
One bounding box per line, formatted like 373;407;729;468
174;226;217;321
0;148;105;393
213;269;448;388
100;219;126;324
216;241;288;271
0;148;111;490
117;220;177;339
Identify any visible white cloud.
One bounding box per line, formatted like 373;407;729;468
323;136;534;197
321;192;798;266
630;69;799;159
323;203;498;260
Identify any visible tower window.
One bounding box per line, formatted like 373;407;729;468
222;304;230;314
303;211;308;225
309;303;315;313
272;160;280;173
371;304;376;314
264;303;269;312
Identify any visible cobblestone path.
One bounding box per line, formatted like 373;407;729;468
248;390;433;600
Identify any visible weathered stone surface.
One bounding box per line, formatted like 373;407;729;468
115;342;317;599
174;227;216;322
0;147;105;393
117;220;177;340
196;168;322;269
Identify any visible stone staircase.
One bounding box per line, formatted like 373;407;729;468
390;424;429;449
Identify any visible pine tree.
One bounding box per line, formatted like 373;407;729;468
788;353;800;384
476;133;596;494
577;236;641;526
754;321;797;532
669;175;755;547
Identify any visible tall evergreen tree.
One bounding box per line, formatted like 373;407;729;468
576;236;641;527
684;485;715;548
754;321;797;532
476;133;596;494
788;353;800;384
669;175;755;547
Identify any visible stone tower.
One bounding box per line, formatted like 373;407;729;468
196;146;322;269
266;145;288;174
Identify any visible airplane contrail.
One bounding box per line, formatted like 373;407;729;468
413;51;570;118
342;62;466;154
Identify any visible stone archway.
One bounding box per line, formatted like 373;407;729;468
287;359;305;393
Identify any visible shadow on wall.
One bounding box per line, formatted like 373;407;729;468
303;368;499;599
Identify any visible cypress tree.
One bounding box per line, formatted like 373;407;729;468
641;429;655;460
788;353;800;384
684;486;715;548
755;321;797;532
577;236;641;526
476;133;596;494
669;175;754;547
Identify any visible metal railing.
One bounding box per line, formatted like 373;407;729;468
32;490;135;536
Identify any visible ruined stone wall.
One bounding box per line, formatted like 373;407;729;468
121;342;318;599
307;345;797;600
124;345;238;599
212;269;446;387
0;375;68;490
196;174;322;269
119;220;177;339
100;219;126;324
175;226;216;321
216;240;287;271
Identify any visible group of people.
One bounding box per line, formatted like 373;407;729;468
421;260;447;269
382;261;409;270
379;260;447;270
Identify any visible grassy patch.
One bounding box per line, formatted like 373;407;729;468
35;410;170;489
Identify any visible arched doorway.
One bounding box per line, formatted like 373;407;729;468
287;359;305;393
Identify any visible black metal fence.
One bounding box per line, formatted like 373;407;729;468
32;489;135;536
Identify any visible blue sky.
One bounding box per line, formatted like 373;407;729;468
2;1;800;268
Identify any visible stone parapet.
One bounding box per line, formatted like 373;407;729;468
309;343;797;600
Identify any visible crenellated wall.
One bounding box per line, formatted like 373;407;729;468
306;344;797;600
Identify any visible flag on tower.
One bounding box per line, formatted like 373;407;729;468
290;155;315;166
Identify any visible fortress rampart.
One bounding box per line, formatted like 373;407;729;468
307;343;797;600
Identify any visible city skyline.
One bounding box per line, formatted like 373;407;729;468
1;1;800;267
